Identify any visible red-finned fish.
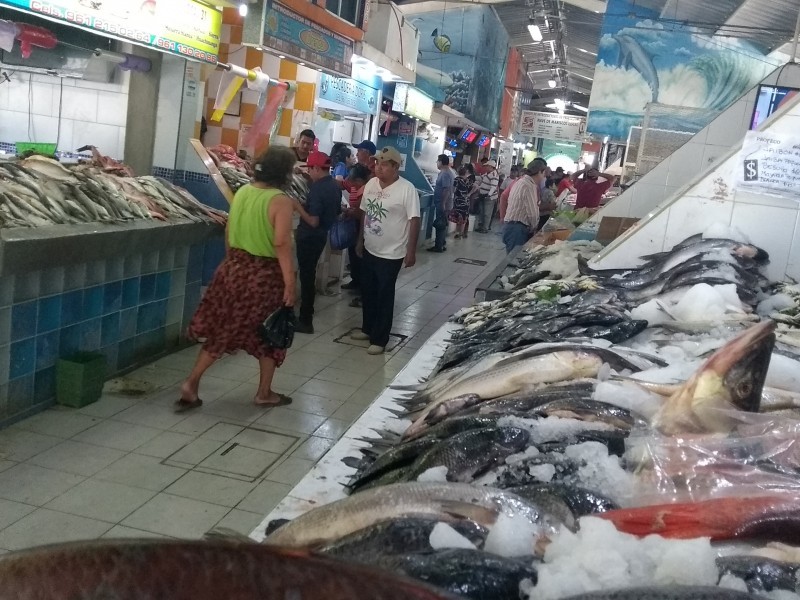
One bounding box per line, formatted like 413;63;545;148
0;539;459;599
598;495;800;544
651;320;776;435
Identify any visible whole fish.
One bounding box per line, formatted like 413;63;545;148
318;517;489;561
375;549;540;600
347;437;442;492
716;555;800;594
507;483;619;518
652;320;776;434
264;482;551;549
598;495;800;544
0;538;458;600
403;427;530;483
557;587;761;599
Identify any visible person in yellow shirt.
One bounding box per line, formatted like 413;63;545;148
177;146;297;412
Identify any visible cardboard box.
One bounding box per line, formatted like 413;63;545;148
596;217;639;244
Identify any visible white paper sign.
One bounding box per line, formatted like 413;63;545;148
738;130;800;198
519;110;586;142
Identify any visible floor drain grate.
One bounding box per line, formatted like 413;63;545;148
454;258;488;266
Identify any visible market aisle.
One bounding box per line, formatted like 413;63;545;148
0;233;507;551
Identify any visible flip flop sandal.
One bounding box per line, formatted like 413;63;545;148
255;393;293;407
174;398;203;413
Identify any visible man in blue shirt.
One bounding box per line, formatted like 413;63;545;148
429;154;455;253
293;151;342;334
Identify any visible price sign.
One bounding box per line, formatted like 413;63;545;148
737;130;800;199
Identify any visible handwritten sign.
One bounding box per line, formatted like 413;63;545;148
737;130;800;198
519;110;586;143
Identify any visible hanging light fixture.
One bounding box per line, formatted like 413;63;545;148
528;23;543;42
239;2;248;16
548;78;556;88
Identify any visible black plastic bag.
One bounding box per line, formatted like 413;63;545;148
259;306;296;349
329;218;357;251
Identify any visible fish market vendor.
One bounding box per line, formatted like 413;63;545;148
177;146;298;412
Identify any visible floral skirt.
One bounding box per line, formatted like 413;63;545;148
187;248;287;365
449;196;470;224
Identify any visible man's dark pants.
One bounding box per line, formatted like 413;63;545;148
296;235;328;325
361;250;404;348
433;200;448;251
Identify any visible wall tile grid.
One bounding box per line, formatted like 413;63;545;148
0;243;211;427
0;73;129;160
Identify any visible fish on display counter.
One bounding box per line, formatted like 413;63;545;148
0;150;227;228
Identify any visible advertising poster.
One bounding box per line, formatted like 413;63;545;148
587;0;778;141
519;111;586;143
0;0;222;64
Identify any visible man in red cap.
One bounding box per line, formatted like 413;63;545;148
293;151;342;334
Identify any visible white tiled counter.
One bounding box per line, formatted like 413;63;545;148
249;322;458;542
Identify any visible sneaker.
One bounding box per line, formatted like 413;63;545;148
367;344;385;355
295;321;314;334
351;330;370;341
341;281;360;290
427;247;445;253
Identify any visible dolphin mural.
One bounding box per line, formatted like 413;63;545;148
615;34;659;102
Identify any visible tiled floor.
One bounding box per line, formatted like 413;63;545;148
0;233;507;551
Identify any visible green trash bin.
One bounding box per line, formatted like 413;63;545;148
56;353;106;408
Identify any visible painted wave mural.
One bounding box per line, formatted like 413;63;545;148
587;0;782;141
403;5;509;131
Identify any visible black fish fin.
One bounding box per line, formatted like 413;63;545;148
341;456;363;469
638;249;670;262
440;500;499;526
576;254;592;276
204;527;254;542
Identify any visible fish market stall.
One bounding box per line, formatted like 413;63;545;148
0;153;227;427
250;231;800;600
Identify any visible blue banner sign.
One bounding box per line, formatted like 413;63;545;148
318;73;379;115
263;0;353;76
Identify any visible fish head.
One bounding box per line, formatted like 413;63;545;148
655;320;776;434
734;243;769;263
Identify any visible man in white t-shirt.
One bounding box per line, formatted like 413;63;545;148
351;146;421;354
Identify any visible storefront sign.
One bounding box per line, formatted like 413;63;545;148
519;110;586;142
318;73;379;115
737;130;800;199
392;83;433;122
263;0;353;76
0;0;222;64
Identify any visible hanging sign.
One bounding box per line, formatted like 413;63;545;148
392;83;433;122
263;0;352;76
318;73;379;115
737;130;800;199
519;110;586;142
0;0;222;64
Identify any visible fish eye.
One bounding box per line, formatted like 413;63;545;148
736;381;753;398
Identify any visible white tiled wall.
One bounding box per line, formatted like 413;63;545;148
593;63;800;222
592;93;800;283
0;73;129;159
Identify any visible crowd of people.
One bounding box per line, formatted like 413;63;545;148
173;131;617;413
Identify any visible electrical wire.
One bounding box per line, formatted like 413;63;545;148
55;77;63;150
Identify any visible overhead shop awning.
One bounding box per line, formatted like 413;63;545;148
0;0;223;64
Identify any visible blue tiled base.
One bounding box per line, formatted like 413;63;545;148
1;235;220;428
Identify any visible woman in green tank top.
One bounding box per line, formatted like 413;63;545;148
177;146;298;412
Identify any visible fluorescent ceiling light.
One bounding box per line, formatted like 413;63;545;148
238;2;248;17
554;98;566;109
528;24;543;42
548;78;556;88
558;108;564;115
573;104;589;112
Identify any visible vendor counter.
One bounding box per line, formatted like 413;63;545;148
0;219;224;428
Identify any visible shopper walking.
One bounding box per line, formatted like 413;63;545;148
429;154;455;253
293;151;343;334
475;160;499;233
352;147;420;355
177;146;297;412
450;163;476;239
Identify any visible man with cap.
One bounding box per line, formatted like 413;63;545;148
292;151;342;334
354;140;378;176
475;160;499;233
352;147;420;355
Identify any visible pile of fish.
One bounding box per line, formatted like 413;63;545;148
0;155;227;228
260;231;800;599
494;241;604;292
219;166;251;192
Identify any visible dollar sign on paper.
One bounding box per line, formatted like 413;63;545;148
744;160;758;181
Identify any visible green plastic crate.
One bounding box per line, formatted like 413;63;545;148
15;142;57;155
56;353;106;408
